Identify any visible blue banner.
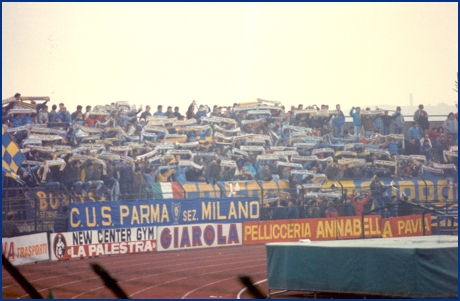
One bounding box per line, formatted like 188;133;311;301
325;178;457;203
24;188;107;221
68;197;260;231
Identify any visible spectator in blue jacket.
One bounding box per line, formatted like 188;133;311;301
174;164;189;183
331;104;345;137
153;105;165;116
243;159;257;176
349;106;363;136
11;114;23;127
55;106;71;123
195;105;210;122
407;122;423;142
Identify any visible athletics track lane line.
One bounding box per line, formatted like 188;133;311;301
7;245;266;299
71;258;265;298
10;250;247;296
182;271;267;299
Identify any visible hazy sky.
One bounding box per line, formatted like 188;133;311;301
2;2;458;114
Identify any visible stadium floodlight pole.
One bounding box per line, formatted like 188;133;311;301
91;263;129;299
238;275;266;299
2;254;43;299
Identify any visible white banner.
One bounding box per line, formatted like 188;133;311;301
157;223;243;251
2;233;49;266
49;226;157;260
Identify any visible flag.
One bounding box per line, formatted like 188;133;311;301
2;125;25;184
150;182;184;199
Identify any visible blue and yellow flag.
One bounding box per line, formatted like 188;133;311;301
2;125;25;184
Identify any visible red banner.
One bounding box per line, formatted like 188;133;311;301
381;214;431;238
243;214;431;244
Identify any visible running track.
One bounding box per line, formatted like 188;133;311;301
2;244;269;299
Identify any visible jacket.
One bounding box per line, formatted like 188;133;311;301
391;112;405;128
407;126;423;140
332;110;345;127
349;108;362;126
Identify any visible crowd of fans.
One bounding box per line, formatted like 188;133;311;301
2;93;458;221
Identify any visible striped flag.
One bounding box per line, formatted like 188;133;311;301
150;182;184;199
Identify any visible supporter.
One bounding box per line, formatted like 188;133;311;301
206;159;221;185
416;111;430;133
63;160;84;195
349;106;363;136
81;161;105;196
85;113;105;127
268;160;281;180
303;199;317;218
71;105;83;120
325;201;339;218
153;105;165;117
370;174;391;218
23;113;38;125
132;166;147;199
117;162;133;198
56;106;71;123
419;134;432;148
48;104;57;122
361;108;380;137
102;161;121;201
432;135;448;162
165;106;175;118
391;106;405;134
443;112;457;142
139;105;152;120
420;139;434;162
143;168;157;185
83;105;92;120
407;122;423;142
373;111;383;134
38;105;49;124
405;137;420;155
174;164;189;183
173;106;184;119
237;166;255;181
73;111;85;126
185;166;206;182
19;167;39;188
186;100;196;119
380;110;392;135
2;93;21;117
40;166;62;190
428;127;441;141
257;164;273;181
400;164;416;178
349;166;365;179
218;166;236;181
155;166;176;183
2;212;21;238
340;196;357;217
195;104;210;122
11;114;23;127
243;159;257;176
413;104;428;121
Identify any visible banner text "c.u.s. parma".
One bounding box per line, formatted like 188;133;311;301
68;197;259;231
